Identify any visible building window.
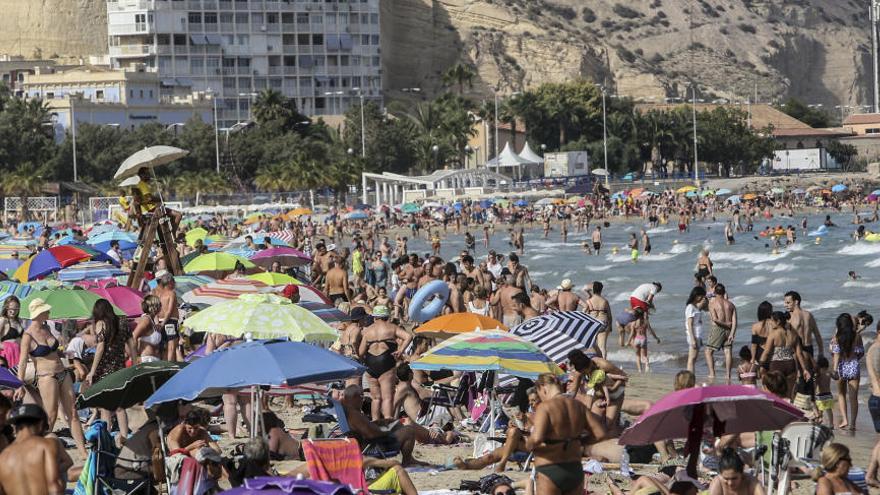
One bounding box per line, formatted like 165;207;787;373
235;13;248;24
139;89;144;98
96;90;104;100
298;34;309;45
204;12;217;24
129;89;134;98
312;34;323;45
46;92;54;99
282;13;294;24
267;13;278;24
866;128;880;134
297;13;308;24
188;12;202;24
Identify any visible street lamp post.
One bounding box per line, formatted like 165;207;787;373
692;84;700;188
601;88;609;190
70;96;78;182
352;87;366;158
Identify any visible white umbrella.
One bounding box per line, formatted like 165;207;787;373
591;168;609;176
114;146;189;180
118;176;140;187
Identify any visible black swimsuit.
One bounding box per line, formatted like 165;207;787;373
364;339;398;378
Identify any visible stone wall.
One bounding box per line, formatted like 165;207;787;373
0;0;107;59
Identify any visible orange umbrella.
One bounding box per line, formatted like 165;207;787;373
629;188;645;197
415;313;507;338
742;193;758;200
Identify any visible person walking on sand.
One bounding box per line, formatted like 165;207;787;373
866;320;880;487
706;284;738;383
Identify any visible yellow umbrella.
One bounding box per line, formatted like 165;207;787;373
286;207;313;220
565;196;581;204
742;193;758;200
676;186;697;194
184;227;208;248
247;272;303;286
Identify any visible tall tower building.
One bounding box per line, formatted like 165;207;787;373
106;0;382;127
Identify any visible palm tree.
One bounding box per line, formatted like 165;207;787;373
1;163;46;221
441;63;477;95
252;89;294;128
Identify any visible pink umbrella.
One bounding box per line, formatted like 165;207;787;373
868;194;878;203
619;385;802;446
87;286;146;317
250;247;311;268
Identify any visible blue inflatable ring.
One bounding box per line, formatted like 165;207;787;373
408;280;450;322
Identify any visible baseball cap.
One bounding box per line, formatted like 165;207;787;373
8;404;48;425
327;244;337;252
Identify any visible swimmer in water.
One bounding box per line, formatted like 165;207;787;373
849;271;860;280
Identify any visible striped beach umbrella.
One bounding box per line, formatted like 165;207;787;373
410;330;562;379
297;301;351;324
181;277;272;306
56;261;125;282
0;281;33;302
12;245;110;282
509;311;605;364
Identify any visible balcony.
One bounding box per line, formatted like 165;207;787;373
268;66;283;75
107;0;155;12
108;23;154;35
110;44;156;58
187;0;201;8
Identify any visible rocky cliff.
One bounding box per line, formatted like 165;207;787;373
0;0;869;108
381;0;873;108
0;0;107;60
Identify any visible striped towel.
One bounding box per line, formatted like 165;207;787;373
302;439;369;493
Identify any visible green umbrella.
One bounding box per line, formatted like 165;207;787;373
401;203;420;214
76;360;186;410
20;288;125;319
184;227;209;247
182;293;337;342
183;252;256;274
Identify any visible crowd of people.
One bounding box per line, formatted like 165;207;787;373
0;180;877;494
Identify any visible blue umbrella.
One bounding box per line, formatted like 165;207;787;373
872;189;880;196
56;261;125;282
479;199;494;208
17;222;42;236
87;231;138;252
515;199;528;207
0;258;23;274
145;340;365;407
344;211;368;220
832;184;848;193
726;195;742;204
715;188;733;195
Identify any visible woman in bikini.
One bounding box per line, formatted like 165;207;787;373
830;314;864;431
583;282;612;358
131;295;163;363
0;296;23;343
750;301;773;362
14;298;87;456
566;349;628;431
358;305;412;421
759;311;809;399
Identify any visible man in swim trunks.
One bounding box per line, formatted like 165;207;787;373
591;226;602;255
706;284;738;383
546;279;581;311
325;259;350;305
630;282;661;312
525;373;606;495
155;273;181;362
491;274;523;328
784;291;823;358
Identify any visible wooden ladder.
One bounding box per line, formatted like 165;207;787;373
127;210;183;288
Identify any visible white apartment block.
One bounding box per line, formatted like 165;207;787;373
106;0;382;127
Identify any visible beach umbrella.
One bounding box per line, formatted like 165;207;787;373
17;222;43;236
248;247;311;268
224;247;257;260
87;230;137;246
509;311;605;364
868;194;879;203
619;384;802;446
184;227;209;247
145;340;365;407
76;360;185;410
422;201;443;209
295;284;332;305
638;191;657;198
742;193;758;200
183;293;337;342
410;330;562;379
715;188;733;195
726;195;741;203
0;281;32;302
872;189;880;196
243;212;267;225
400;203;420;214
591;168;609;176
86;286;145;317
286;207;313;219
181;278;272;306
415;313;507;339
610;192;625;200
12;245;103;282
685;191;698;198
344;210;368;220
20;288;125;319
0;367;22;389
4;237;37;248
832;184;848;193
515;199;528;207
0;258;23;274
770;187;785;194
114;145;189;180
56;261;125;282
676;185;697;194
791;188;806;194
297;301;352;324
628;188;646;197
700;189;715;197
247;272;303;286
183;252;258;276
220;477;355;495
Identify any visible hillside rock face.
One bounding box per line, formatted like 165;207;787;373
0;0;869;108
0;0;107;60
381;0;873;107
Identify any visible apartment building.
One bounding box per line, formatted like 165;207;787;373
106;0;382;127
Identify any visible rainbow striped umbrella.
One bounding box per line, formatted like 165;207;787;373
410;330;562;379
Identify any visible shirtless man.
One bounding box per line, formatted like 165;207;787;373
526;374;607;495
166;409;220;454
507;253;531;291
784;291;823;357
867;330;880;487
512;292;540;321
460;255;485;291
706;284;738;383
547;279;581;311
325;260;350;305
491;274;523;328
591;226;602;255
340;385;424;466
310;242;329;286
0;405;64;495
584;282;613;358
155;273;181;362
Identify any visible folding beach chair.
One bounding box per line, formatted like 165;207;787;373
324;399;400;460
75;421;153;495
765;422;833;495
419;372;474;426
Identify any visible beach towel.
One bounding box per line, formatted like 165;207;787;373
74;421;116;495
0;340;19;370
169;454;208;495
302;439;369;493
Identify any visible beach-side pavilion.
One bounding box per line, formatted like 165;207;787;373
361;168;511;208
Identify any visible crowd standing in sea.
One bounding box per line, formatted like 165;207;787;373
0;175;879;494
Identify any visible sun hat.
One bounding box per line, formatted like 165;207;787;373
372;305;390;318
27;298;51;318
560;279;574;290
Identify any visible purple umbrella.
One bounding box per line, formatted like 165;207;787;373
220;477;354;495
0;367;22;389
250;247;311;268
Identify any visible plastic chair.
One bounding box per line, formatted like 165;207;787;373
766;422;833;495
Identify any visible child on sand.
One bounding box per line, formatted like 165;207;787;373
628;313;660;373
815;356;835;428
736;346;758;388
